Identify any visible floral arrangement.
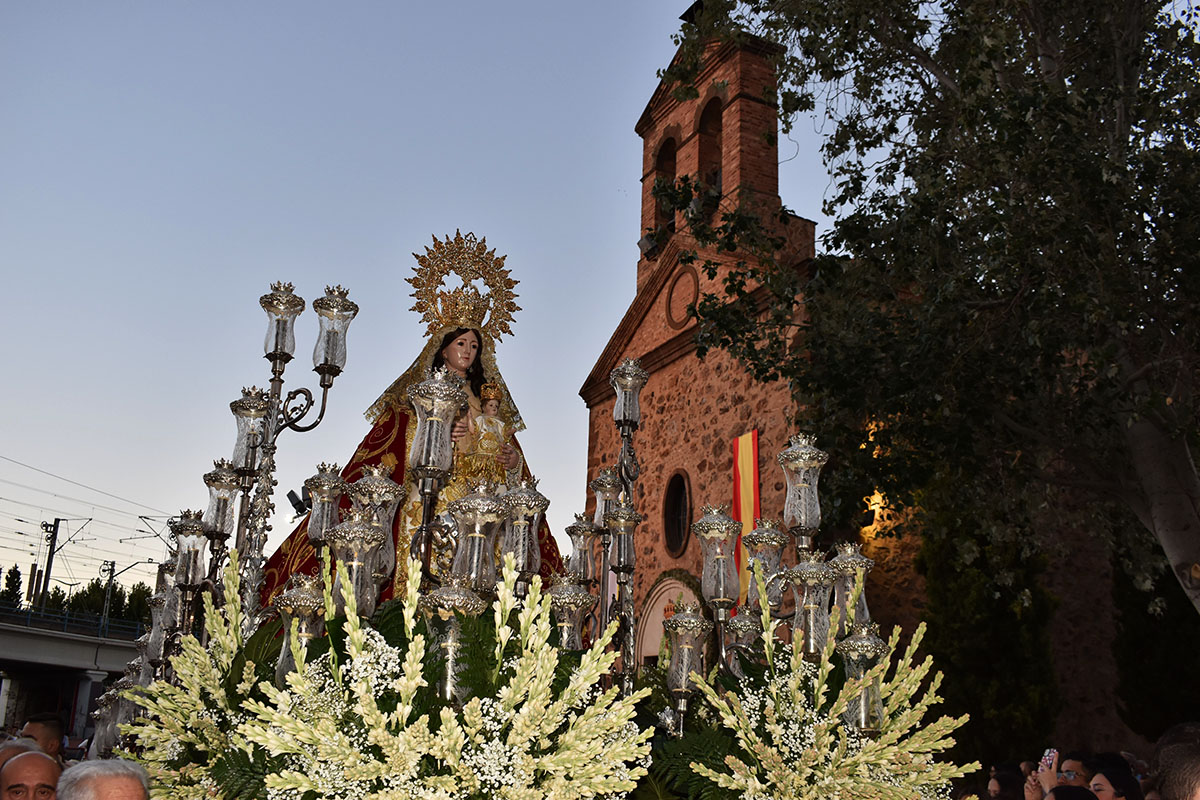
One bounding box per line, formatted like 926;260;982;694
122;550;262;798
640;567;977;800
124;554;972;800
123;552;653;800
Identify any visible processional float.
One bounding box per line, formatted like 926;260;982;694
91;232;885;755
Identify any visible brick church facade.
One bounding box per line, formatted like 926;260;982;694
579;35;817;664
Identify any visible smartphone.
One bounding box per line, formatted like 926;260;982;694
1041;748;1057;768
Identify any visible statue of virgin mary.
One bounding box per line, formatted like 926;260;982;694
260;231;563;602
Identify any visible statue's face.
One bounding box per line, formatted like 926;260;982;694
483;398;500;416
441;330;480;375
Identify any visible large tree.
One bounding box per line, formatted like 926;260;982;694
667;0;1200;611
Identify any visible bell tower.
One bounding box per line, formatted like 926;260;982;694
633;33;791;290
580;19;815;664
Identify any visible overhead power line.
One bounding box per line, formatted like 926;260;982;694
0;476;170;521
0;454;170;515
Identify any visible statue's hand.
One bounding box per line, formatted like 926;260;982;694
451;418;470;442
499;443;519;470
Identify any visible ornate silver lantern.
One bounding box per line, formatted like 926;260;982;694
349;465;404;587
407;368;468;576
547;573;596;650
742;518;789;613
261;281;305;361
606;501;642;692
272;572;327;685
663;601;712;737
788;552;835;661
229;387;272;472
171;510;208;591
610;358;650;429
589;467;623;528
420;574;488;703
777;433;829;550
693;505;741;614
89;691;119;758
502;478;550;592
564;513;598;584
327;510;386;618
407;368;467;476
693;504;741;669
836;621;888;734
606;502;641;575
146;560;177;674
311;285;359;383
303;462;346;549
449;484;507;594
202;460;240;544
828;541;874;635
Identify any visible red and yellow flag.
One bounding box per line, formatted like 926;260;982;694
730;430;760;605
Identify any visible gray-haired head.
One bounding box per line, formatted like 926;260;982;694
0;737;43;767
57;759;149;800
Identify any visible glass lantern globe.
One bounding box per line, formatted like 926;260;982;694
787;552;835;661
605;502;642;573
610;358;649;428
836;621;888;734
420;574;488;703
742;518;789;613
303;462;346;548
547;573;597;650
327;510;386;618
777;433;829;549
449;484;508;595
349;464;404;585
407;368;468;476
229;387;272;471
311;285;359;379
171;510;208;589
564;513;598;584
692;505;741;612
272;572;327;685
502;478;550;585
828;541;875;635
202;459;239;543
90;691;119;758
260;281;305;359
155;560;178;635
589;467;622;529
663;600;712;733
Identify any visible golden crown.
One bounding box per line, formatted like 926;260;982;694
480;383;503;401
407;230;520;341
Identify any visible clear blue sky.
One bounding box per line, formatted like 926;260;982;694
0;2;830;591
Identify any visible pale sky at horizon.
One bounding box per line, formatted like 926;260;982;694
0;2;831;593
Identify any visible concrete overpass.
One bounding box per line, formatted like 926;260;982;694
0;614;141;741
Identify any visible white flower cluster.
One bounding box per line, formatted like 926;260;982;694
236;555;653;800
688;580;977;800
120;553;258;799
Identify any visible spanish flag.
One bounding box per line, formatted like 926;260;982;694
731;430;760;605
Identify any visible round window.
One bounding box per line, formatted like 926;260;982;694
663;471;691;558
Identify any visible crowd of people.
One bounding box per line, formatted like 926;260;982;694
4;706;1200;799
0;713;148;800
979;725;1200;800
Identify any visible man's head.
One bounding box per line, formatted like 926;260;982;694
0;742;42;771
1059;752;1095;787
18;716;63;760
57;760;148;800
1;751;61;799
1158;741;1200;800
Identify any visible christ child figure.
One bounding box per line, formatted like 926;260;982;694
464;383;511;487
